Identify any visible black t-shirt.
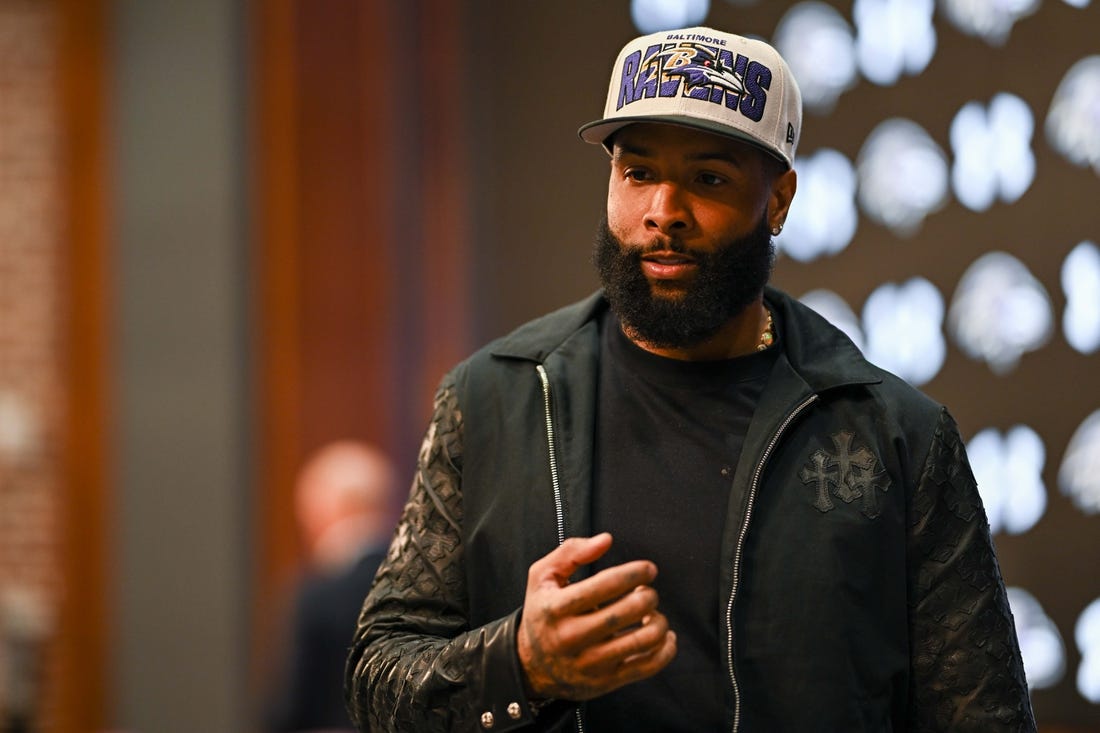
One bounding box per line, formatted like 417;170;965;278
586;309;777;732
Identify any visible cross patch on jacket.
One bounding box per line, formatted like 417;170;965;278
799;430;891;519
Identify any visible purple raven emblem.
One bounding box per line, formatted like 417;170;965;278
659;46;745;96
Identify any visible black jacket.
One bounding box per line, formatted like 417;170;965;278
346;288;1035;732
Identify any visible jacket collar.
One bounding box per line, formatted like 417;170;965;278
488;291;608;362
490;287;883;394
764;286;882;393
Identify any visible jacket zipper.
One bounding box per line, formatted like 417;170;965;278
535;365;585;733
726;394;818;733
536;365;567;546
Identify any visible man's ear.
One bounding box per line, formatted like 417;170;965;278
768;167;797;232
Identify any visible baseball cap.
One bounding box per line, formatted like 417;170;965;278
579;27;802;169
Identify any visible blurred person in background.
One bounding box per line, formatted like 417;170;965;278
0;589;48;733
266;441;398;733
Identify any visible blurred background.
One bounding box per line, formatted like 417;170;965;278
0;0;1097;731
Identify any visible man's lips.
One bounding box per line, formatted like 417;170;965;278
641;251;697;279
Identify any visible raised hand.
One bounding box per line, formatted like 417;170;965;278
517;533;677;701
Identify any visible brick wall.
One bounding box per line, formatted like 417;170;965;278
0;0;61;727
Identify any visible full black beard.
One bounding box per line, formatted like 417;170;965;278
592;214;775;349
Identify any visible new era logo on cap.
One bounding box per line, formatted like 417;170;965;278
579;27;803;169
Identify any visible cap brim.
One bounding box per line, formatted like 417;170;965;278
578;115;791;169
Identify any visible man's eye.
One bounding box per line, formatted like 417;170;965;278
625;168;650;181
698;172;726;186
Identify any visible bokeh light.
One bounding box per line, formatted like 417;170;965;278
799;289;865;352
1077;598;1100;702
968;425;1047;535
1059;409;1100;516
948;251;1053;374
950;93;1036;211
862;277;945;385
857;119;949;236
853;0;936;85
776;148;858;262
938;0;1040;45
0;390;38;460
1046;55;1100;176
631;0;711;34
773;2;857;113
1062;241;1100;354
1008;587;1066;690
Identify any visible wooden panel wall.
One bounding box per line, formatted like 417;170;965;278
250;0;471;709
54;0;110;728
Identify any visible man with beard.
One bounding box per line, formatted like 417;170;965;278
345;27;1035;733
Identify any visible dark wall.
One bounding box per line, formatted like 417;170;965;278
466;1;631;342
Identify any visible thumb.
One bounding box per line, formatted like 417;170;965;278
534;533;613;587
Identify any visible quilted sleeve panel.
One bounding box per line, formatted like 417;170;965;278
344;375;541;732
906;408;1036;732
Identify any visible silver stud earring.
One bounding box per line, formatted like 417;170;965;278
771;225;783;236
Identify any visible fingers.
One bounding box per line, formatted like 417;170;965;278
613;627;678;685
559;584;660;648
552;560;657;617
527;534;658;617
583;618;676;677
519;535;678;701
528;533;615;587
556;609;678;697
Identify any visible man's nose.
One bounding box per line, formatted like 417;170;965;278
644;182;693;234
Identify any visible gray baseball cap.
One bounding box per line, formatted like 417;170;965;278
579;27;803;169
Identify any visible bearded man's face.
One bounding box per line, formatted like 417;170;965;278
593;213;774;348
597;123;782;348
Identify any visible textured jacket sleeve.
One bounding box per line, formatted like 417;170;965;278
906;408;1037;732
344;375;565;733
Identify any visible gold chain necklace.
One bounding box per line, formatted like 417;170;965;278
757;307;775;351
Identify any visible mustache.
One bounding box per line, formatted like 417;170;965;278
635;237;697;257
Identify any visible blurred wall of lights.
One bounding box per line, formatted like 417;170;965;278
629;0;1100;714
